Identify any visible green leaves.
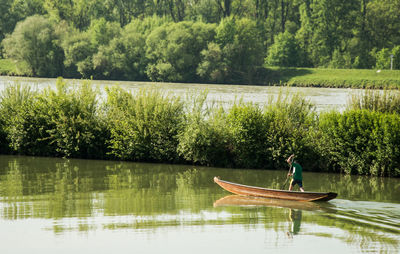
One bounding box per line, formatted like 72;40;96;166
1;82;400;177
318;110;400;177
2;15;63;77
0;79;107;158
265;31;301;67
106;87;185;162
198;17;263;84
145;21;216;82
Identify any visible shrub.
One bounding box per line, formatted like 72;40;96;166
38;78;108;158
263;92;317;169
317;110;400;176
0;79;108;158
178;107;232;167
225;101;269;168
106;87;185;162
375;48;391;69
0;84;47;155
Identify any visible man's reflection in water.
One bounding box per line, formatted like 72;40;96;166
287;209;302;238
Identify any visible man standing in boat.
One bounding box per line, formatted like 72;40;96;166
287;154;305;192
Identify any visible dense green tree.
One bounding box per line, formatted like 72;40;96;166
265;31;301;67
295;0;313;67
88;18;121;47
329;49;352;69
145;21;216;82
366;0;400;50
103;0;149;26
62;18;121;78
185;0;220;23
198;17;263;83
0;0;45;52
93;27;147;80
44;0;105;30
309;0;359;66
197;42;226;83
2;0;400;77
2;15;64;77
63;32;96;78
347;0;373;69
0;0;14;47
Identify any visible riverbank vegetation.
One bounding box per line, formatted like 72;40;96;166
265;68;400;89
1;1;400;87
0;79;399;177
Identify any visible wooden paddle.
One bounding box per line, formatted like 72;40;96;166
281;155;294;189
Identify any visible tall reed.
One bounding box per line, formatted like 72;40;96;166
347;89;400;114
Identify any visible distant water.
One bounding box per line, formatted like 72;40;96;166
0;76;358;112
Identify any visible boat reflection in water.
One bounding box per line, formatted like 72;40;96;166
213;195;324;211
214;195;308;238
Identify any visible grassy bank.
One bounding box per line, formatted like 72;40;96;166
260;68;400;88
0;59;16;75
0;58;29;76
1;78;400;177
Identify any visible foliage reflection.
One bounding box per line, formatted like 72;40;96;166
0;155;399;252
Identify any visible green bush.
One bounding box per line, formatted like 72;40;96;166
178;107;233;167
0;79;108;158
225;101;269;168
263;92;317;170
317;110;400;177
178;92;317;169
0;84;47;155
106;87;185;162
1;82;400;177
375;48;391;70
37;78;108;158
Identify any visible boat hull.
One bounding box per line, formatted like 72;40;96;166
214;177;337;202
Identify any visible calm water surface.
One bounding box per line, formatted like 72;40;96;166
0;76;356;111
0;155;399;253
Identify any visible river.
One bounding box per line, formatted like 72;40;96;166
0;155;399;253
0;76;357;111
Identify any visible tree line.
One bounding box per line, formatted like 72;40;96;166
1;0;400;83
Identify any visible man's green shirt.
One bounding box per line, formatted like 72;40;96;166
291;162;303;180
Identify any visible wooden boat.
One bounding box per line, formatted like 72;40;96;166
214;177;337;202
